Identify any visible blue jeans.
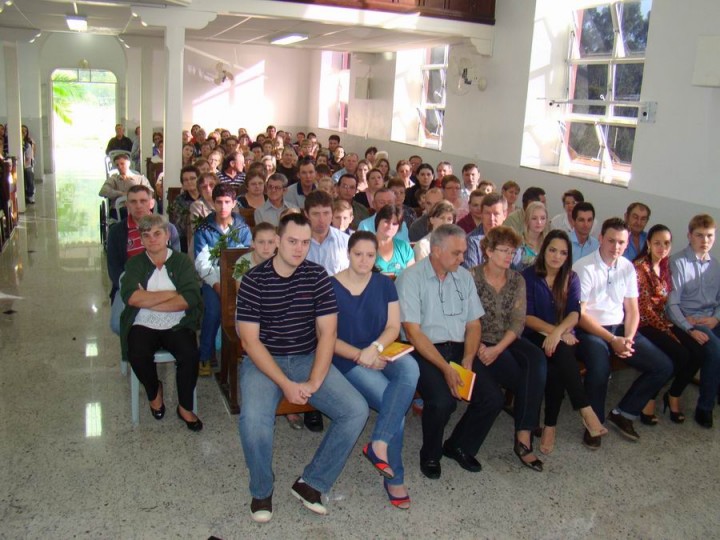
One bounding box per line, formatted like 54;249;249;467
576;326;674;422
199;283;220;361
481;337;547;432
694;325;720;411
342;354;419;486
239;354;369;499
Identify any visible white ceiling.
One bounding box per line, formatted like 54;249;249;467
0;0;470;53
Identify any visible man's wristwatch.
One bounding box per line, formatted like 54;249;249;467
371;341;384;353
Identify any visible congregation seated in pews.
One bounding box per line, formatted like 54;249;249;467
106;121;720;524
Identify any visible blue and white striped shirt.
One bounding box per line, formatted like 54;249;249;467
236;258;338;356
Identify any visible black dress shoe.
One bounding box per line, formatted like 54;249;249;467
695;408;713;429
304;411;324;432
442;442;482;472
150;382;165;420
582;429;601;450
419;459;441;479
177;406;203;432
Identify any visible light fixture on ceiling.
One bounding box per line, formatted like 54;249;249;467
29;32;41;43
271;34;309;46
5;0;14;6
66;15;88;32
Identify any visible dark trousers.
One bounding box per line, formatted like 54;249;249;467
414;342;504;462
638;326;701;398
670;325;720;411
127;325;199;411
576;325;674;422
24;167;34;198
479;337;547;431
526;332;589;426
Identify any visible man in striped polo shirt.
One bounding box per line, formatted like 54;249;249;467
236;213;368;523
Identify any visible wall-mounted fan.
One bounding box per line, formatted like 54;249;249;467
447;54;487;96
213;62;235;86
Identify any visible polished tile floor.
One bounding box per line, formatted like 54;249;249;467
2;167;720;539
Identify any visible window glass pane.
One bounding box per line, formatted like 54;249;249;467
621;0;652;54
615;106;638;118
614;63;643;102
425;70;445;105
428;46;447;65
424;109;444;136
52;69;78;82
568;122;600;159
572;64;607;114
91;70;117;84
577;6;614;57
607;125;636;164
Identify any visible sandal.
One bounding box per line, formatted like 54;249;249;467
384;480;410;510
513;436;543;472
363;443;394;479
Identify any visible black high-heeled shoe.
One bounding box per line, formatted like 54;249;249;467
177;406;203;432
150;382;165;420
640;413;658;426
663;392;685;424
513;436;543;472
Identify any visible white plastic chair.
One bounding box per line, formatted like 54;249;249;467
130;349;198;426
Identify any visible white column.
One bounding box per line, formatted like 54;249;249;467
162;25;185;200
141;46;154;176
4;42;25;212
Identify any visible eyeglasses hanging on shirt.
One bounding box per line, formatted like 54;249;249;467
439;272;465;317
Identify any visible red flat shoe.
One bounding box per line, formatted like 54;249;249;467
384;480;410;510
363;443;394;479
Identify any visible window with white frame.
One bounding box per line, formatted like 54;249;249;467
318;51;350;131
392;45;448;150
522;0;652;186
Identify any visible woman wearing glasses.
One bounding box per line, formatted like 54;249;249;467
375;205;415;277
471;226;547;471
522;230;608;454
331;231;419;509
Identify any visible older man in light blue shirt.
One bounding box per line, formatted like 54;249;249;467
667;214;720;426
396;224;503;480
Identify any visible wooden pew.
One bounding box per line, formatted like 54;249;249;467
237;207;256;229
218;247;315;416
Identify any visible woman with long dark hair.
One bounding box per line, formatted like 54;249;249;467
522;230;607;453
634;224;701;424
331;231;419;509
21;124;35;204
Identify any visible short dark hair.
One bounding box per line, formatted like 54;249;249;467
481;192;504;209
348;230;378;252
441;175;462;189
601;217;629;236
386;178;406;190
572;202;595;221
364;146;378;157
329;134;341;143
563;189;584;203
127;184;153;197
625;202;651;218
180;165;199;181
374;204;403;229
521;187;546;209
250;142;262;150
304;190;334;213
461;163;479;174
252;222;276;239
339;173;357;187
298;156;315;169
212;183;237;201
278;212;310;237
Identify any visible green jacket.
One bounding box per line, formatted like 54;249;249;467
119;250;202;359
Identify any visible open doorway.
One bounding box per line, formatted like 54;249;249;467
51;68;117;246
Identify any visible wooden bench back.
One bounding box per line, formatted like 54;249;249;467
220;248;250;338
167;187;182;206
237;207;256;229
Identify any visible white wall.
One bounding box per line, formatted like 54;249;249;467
631;0;720;208
182;41;312;134
306;0;720;254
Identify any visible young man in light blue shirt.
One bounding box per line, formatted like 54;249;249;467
667;213;720;428
570;202;600;264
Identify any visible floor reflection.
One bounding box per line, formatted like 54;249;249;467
54;146;106;267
